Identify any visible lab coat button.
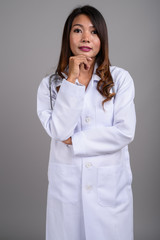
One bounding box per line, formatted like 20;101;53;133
85;162;93;168
85;117;90;123
86;185;93;192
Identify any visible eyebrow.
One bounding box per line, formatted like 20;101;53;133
72;23;95;28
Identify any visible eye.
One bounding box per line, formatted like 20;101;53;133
91;29;98;34
73;28;82;33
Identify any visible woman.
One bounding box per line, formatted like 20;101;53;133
37;5;136;240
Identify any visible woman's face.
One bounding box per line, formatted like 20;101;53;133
69;14;101;59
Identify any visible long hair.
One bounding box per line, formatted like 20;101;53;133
55;5;115;105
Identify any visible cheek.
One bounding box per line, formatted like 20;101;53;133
70;34;78;48
94;38;101;52
69;34;73;48
69;36;75;54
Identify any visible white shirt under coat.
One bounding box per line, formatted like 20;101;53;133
37;65;136;240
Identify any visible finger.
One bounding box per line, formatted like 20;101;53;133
75;55;92;61
72;55;92;69
79;56;92;62
83;59;91;70
83;62;89;70
79;60;90;70
86;57;92;61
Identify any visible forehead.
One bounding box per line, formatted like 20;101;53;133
72;14;94;27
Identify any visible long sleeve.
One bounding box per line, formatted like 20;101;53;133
37;76;85;141
72;71;136;157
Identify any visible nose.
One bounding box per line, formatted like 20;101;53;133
82;39;90;43
81;31;90;43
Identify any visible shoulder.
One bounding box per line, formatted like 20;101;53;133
39;75;50;89
38;74;63;93
110;65;132;82
110;65;134;91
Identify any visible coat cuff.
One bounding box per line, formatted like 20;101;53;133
60;79;85;97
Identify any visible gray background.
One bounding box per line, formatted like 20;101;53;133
0;0;160;239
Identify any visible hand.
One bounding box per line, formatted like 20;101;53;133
67;55;92;83
62;137;72;145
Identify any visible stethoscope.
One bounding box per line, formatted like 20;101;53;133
49;75;54;110
49;73;63;110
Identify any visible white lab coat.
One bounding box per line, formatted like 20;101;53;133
37;64;136;240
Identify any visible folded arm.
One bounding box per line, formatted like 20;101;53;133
72;72;136;157
37;77;85;141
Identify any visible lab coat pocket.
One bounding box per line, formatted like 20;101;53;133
48;162;81;203
97;164;128;207
96;98;114;127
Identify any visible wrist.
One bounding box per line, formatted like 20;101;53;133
67;76;77;84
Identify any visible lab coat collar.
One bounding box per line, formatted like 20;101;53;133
92;63;101;83
91;64;115;85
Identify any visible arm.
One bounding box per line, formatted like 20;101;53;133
37;76;85;141
37;55;93;141
72;72;136;157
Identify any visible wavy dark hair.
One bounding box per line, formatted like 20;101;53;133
52;5;115;105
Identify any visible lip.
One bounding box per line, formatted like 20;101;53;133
79;46;92;52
